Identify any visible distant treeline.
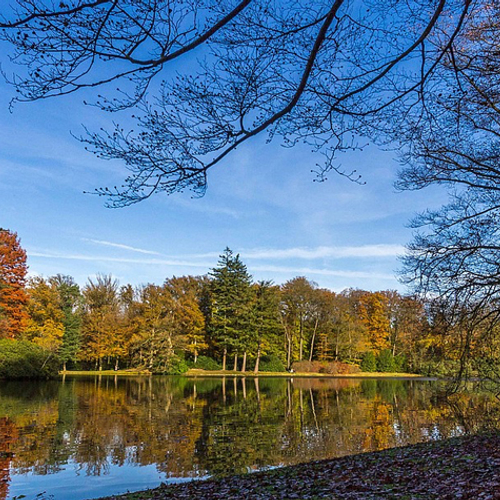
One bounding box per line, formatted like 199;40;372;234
0;231;469;377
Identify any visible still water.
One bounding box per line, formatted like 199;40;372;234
0;375;495;500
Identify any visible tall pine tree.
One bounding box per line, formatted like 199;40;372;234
250;281;283;373
51;275;82;371
209;248;252;371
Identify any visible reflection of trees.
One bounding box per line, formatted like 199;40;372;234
194;377;288;475
446;390;500;434
0;381;61;476
0;376;499;490
69;376;207;477
0;417;17;500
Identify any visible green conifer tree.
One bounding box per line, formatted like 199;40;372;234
250;281;283;373
209;248;252;371
51;275;82;371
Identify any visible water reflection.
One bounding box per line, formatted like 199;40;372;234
0;376;498;500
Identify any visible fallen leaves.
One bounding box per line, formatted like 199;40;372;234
96;433;500;500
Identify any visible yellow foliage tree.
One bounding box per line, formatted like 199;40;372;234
359;292;390;353
24;276;64;353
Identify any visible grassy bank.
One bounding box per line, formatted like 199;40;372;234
95;433;500;500
57;369;426;378
185;368;426;378
60;370;151;376
57;369;427;379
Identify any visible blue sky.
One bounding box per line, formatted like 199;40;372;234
0;49;445;293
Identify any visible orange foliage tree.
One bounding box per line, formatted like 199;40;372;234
0;229;28;339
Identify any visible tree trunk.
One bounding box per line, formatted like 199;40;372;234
233;353;238;371
241;351;247;372
299;319;304;361
254;346;261;374
99;357;102;371
309;317;319;362
222;347;227;371
287;334;292;370
114;358;119;371
63;361;67;372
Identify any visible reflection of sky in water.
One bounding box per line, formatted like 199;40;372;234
7;461;200;500
1;376;494;500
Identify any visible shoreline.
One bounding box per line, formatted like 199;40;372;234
95;432;500;500
59;368;429;379
184;368;429;379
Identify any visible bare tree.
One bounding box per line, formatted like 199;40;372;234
399;3;500;386
400;2;500;301
0;0;472;206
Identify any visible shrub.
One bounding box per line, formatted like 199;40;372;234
168;357;190;375
360;352;377;372
291;360;360;374
259;355;286;372
0;339;60;379
377;349;396;372
192;356;221;371
321;361;360;374
292;360;323;373
152;354;189;374
417;360;459;377
394;353;407;373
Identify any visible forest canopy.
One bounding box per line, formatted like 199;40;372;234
0;237;494;381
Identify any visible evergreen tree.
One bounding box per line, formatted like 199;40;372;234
209;248;252;371
360;351;377;372
51;275;82;371
377;349;397;373
250;281;283;373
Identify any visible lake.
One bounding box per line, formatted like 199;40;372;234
0;375;494;500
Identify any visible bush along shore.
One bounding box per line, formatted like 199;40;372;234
95;432;500;500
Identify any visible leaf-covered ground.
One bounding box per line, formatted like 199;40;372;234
97;433;500;500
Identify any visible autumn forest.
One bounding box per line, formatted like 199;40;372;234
0;228;485;379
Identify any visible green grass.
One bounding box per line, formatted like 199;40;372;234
59;368;425;378
185;368;425;378
60;369;152;376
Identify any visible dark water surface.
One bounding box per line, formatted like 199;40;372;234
0;376;493;500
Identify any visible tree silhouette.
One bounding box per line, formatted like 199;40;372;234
0;0;471;206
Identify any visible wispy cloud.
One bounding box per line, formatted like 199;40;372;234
29;251;212;269
29;251;396;282
171;245;404;261
84;238;162;255
241;244;404;260
75;242;404;261
250;264;396;281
